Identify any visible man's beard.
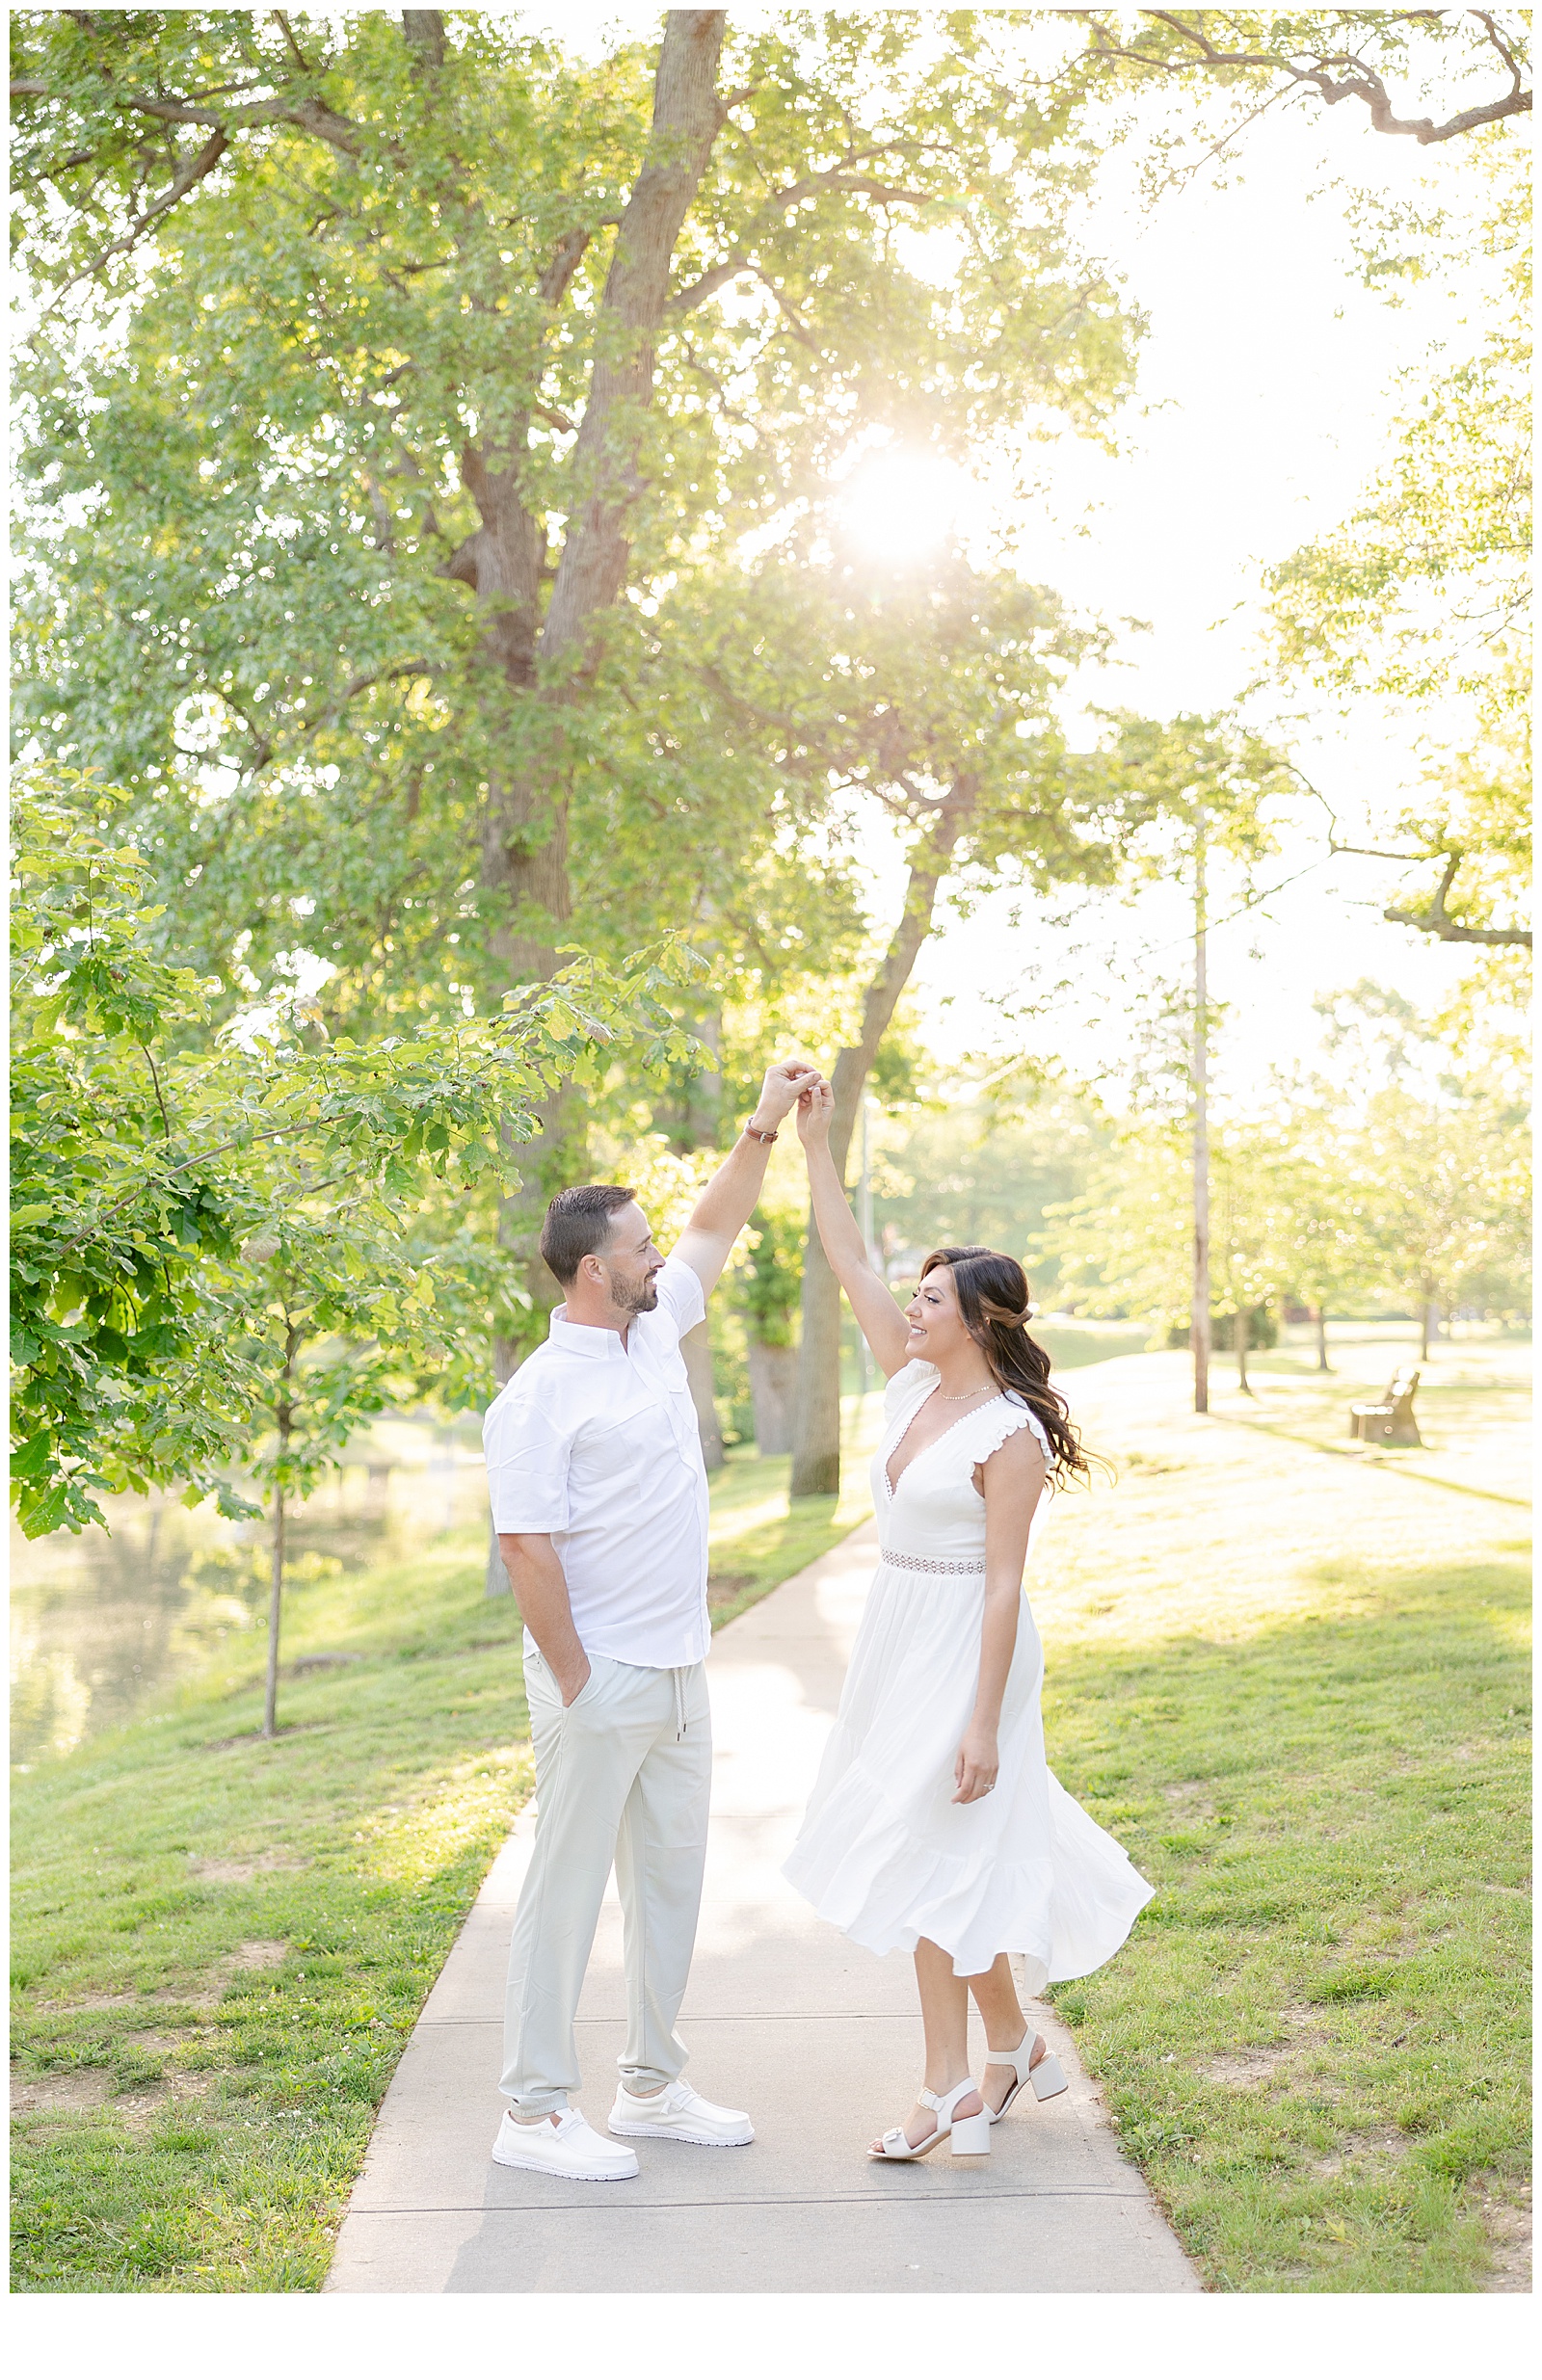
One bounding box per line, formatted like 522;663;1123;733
615;1272;661;1316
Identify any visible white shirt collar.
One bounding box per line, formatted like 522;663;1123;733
548;1307;630;1361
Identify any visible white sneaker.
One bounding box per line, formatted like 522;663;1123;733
608;2078;755;2147
492;2104;639;2181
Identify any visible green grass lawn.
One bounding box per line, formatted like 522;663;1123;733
1037;1343;1532;2292
9;1403;883;2293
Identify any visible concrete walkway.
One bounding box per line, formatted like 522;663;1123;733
326;1521;1200;2293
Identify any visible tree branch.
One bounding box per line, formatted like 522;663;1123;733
400;11;446;71
70;129;229;278
669;167;933;313
538;225;591;308
756;270;820;352
669;252;752;313
1076;10;1531;143
271;11;309;71
1383;851;1532;946
121;93;366;155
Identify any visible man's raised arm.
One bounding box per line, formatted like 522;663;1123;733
672;1060;823;1298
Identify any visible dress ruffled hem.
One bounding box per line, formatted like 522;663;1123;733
784;1760;1153;1982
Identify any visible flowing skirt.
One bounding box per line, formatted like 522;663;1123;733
783;1559;1154;1983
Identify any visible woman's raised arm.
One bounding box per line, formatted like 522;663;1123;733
796;1081;912;1379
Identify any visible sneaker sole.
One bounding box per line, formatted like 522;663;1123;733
492;2148;638;2180
607;2120;754;2147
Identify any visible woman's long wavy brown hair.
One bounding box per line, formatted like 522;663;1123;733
920;1245;1095;1487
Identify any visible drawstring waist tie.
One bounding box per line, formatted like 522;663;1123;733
672;1666;688;1741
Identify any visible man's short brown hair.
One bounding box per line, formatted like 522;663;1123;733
540;1183;636;1286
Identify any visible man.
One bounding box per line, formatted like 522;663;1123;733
484;1058;823;2180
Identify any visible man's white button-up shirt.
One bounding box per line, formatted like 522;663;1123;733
482;1256;710;1668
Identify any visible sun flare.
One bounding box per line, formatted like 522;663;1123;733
835;449;974;564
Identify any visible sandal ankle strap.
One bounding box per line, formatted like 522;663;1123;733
985;2032;1039;2084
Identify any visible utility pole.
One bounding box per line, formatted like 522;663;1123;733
857;1095;875;1397
1192;808;1211;1415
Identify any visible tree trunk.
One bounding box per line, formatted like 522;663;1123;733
1236;1304;1252;1395
485;1518;509;1600
1419;1291;1431;1362
748;1340;797;1456
1191;810;1210;1415
790;802;968;1496
1315;1305;1331;1371
540;12;728;667
263;1476;285;1740
469;16;731;974
464;13;730;1342
262;1331;297;1738
680;1320;725;1471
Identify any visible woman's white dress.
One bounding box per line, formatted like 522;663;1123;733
783;1361;1154;1983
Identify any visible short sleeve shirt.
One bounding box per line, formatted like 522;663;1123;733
482;1256;710;1667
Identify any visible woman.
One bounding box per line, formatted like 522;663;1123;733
784;1081;1154;2160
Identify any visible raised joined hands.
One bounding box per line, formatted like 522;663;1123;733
795;1077;836;1145
751;1059;824;1130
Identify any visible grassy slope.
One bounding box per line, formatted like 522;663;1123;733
1037;1342;1531;2293
10;1411;882;2293
11;1536;532;2290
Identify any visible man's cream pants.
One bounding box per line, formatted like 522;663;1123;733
501;1641;712;2117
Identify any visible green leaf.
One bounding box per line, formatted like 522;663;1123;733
10;1428;53;1479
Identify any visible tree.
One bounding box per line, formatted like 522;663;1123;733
732;1204;804;1456
1267;132;1531;961
1205;1133;1292;1394
701;557;1169;1496
868;1087;1110;1270
1035;1120;1294;1389
1346;1087;1531;1357
1262;1141;1383;1370
1054;16;1531;971
12;8;1139;1330
1067;12;1530;149
10;770;698;1549
1089;714;1295;1408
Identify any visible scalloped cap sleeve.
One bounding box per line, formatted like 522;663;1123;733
882;1360;937;1425
971;1392;1052;1469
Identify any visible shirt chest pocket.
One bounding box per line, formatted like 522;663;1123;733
634;1347;701;1453
571;1398;679;1497
643;1340;690;1397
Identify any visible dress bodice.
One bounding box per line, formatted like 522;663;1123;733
871;1361;1052;1571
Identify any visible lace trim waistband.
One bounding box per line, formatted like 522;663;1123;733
879;1548;986;1575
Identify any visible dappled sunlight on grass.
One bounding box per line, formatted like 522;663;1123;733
1032;1342;1531;2291
360;1745;535;1889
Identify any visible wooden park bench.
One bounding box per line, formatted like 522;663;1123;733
1349;1365;1422;1447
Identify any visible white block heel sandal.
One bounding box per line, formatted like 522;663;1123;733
869;2076;992;2160
984;2031;1069;2123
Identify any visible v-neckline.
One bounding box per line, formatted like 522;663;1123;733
883;1381;1003;1503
